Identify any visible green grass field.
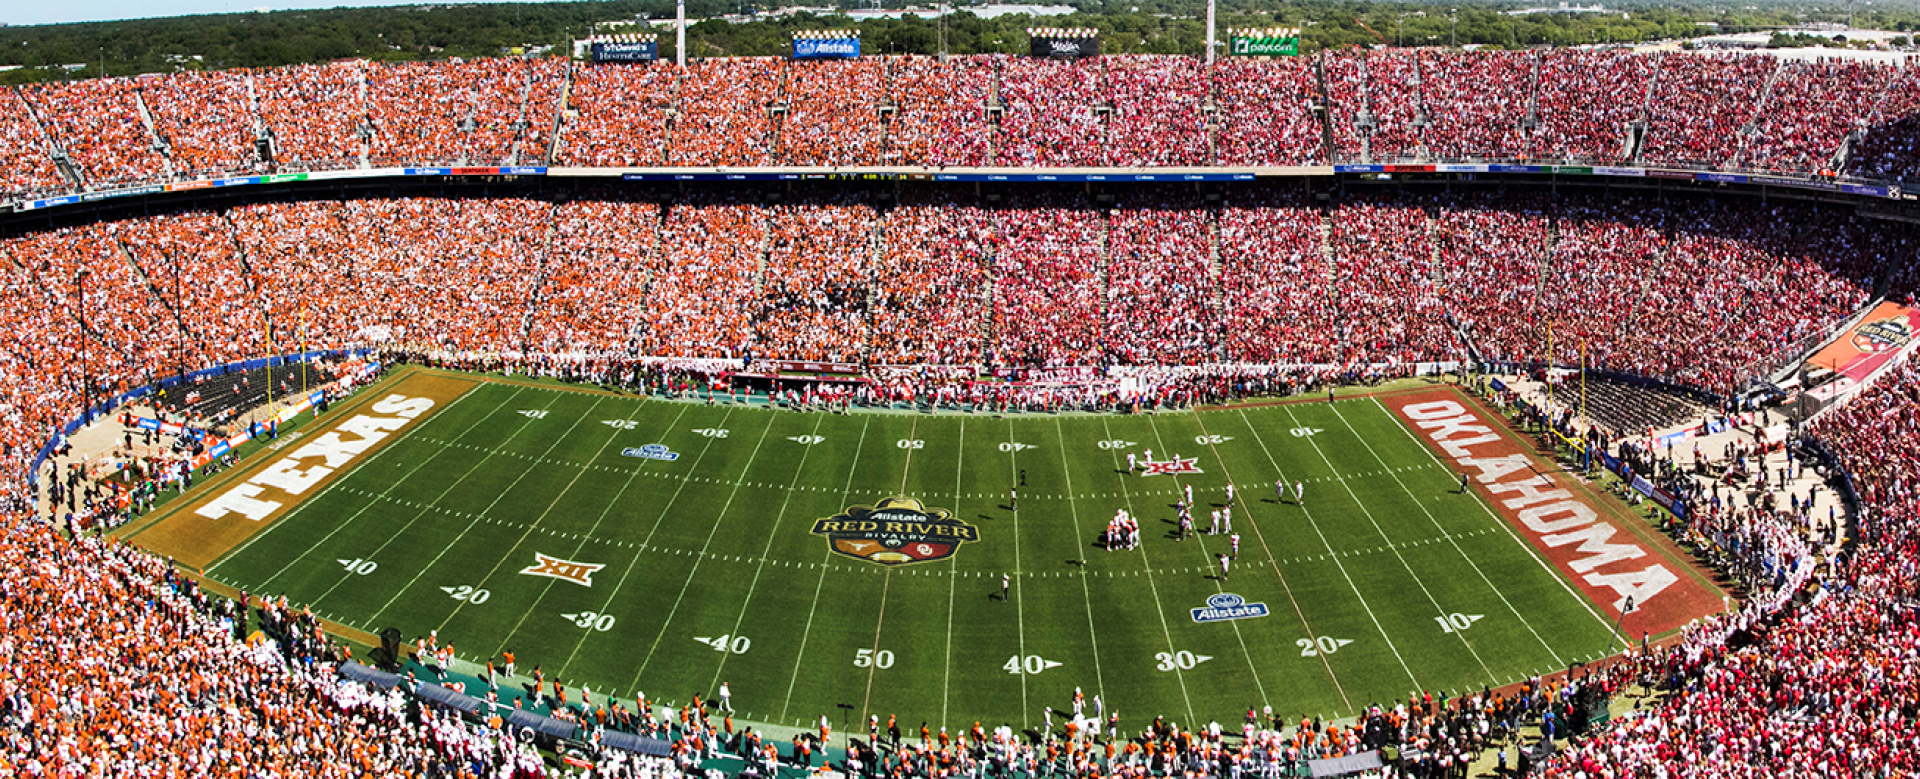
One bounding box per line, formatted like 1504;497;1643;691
193;368;1626;734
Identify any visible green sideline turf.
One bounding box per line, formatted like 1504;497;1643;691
203;374;1624;733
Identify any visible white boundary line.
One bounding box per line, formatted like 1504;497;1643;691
778;416;872;722
1096;416;1196;726
626;408;779;688
365;393;612;626
1332;399;1568;668
1369;395;1617;635
1280;403;1497;681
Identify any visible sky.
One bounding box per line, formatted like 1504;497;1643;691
1;0;558;28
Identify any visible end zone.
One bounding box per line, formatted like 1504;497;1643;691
128;371;479;570
1383;388;1723;639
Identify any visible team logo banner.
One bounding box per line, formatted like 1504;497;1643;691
1141;457;1203;476
810;496;979;567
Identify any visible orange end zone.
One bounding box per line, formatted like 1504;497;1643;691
1382;387;1724;639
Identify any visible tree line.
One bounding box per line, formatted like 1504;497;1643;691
0;0;1912;84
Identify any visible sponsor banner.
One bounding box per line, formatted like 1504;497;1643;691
811;497;979;566
793;37;861;59
1335;164;1384;173
1696;172;1746;183
1229;37;1298;56
1554;166;1594;175
403;166;547;177
1592;166;1645;177
265;173;311;183
621;444;680;461
1840;183;1890;198
1644;169;1695;180
591;41;659;62
1489;164;1551;173
1385;390;1721;637
1190;593;1270;623
1808;301;1918;385
1384;164;1435;173
773;360;861;375
214;176;261;187
1435;164;1488;173
167;180;214;192
1031;35;1100;58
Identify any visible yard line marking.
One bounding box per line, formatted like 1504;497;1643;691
1281;404;1496;682
627;410;778;689
484;400;693;658
366;395;614;625
213;383;495;584
1143;415;1270;710
1098;416;1196;726
779;416;872;723
941;419;965;731
705;413;827;694
555;407;746;680
1229;407;1389;706
1368;395;1615;636
1332;400;1566;670
1051;418;1109;714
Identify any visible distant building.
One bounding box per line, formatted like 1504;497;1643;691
1506;3;1617;16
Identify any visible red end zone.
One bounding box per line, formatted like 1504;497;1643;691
1383;389;1723;638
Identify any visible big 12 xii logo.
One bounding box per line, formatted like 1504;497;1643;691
811;496;980;566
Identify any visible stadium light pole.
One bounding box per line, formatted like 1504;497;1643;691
677;0;687;67
1205;0;1216;63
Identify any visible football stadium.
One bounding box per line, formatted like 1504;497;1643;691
2;13;1918;779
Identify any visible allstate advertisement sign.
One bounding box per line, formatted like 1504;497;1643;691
622;444;680;461
793;38;861;59
1191;593;1270;623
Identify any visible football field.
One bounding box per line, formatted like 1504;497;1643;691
147;367;1655;733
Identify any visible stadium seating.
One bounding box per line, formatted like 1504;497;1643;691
5;42;1920;778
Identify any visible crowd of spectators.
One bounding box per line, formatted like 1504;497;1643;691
0;176;1910;774
1738;58;1888;175
1418;50;1531;162
1102;56;1209;167
782;60;885;166
884;56;995;167
559;62;679;167
1528;49;1653;163
142;70;262;179
1534;357;1920;776
1211;58;1324;167
24;78;170;189
996;58;1107;167
668;59;781;167
2;51;1919;193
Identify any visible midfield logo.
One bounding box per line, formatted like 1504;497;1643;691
1141;457;1203;476
519;553;607;586
810;496;980;567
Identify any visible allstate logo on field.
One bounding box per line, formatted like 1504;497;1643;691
1191;593;1270;623
622;444;680;461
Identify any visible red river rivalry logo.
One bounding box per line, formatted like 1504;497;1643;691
1852;317;1914;354
810;497;980;567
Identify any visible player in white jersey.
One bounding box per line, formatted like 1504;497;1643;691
1128;453;1137;471
1209;509;1221;535
1225;483;1235;504
1295;481;1305;506
1222;505;1232;534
